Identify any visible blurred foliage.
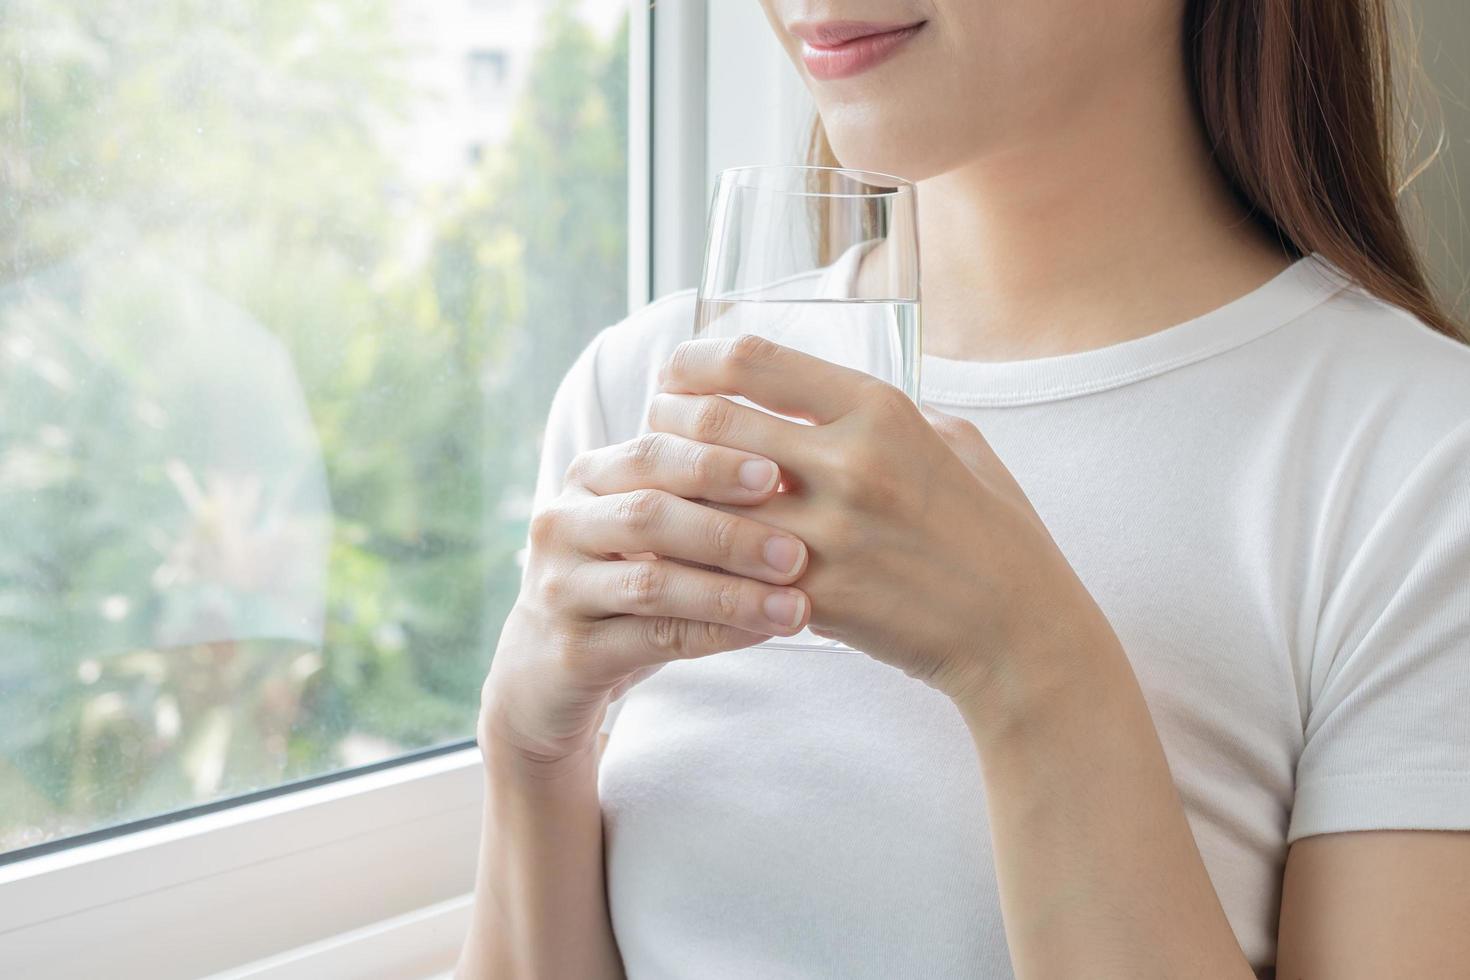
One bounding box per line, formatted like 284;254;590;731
0;0;628;851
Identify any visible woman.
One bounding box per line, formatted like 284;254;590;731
459;1;1470;977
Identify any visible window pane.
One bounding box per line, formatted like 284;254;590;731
0;0;630;855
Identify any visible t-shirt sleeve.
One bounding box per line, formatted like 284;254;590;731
522;324;634;738
527;326;613;531
1288;416;1470;842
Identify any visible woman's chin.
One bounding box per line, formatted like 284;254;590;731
820;123;952;183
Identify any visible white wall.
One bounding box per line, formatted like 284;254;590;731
1412;0;1469;321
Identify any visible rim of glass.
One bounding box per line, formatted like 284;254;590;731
715;163;914;198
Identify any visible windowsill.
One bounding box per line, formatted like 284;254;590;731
203;893;473;980
0;748;485;979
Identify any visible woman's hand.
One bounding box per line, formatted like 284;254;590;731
649;333;1109;708
480;428;813;773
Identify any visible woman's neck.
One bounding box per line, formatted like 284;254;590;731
890;44;1292;364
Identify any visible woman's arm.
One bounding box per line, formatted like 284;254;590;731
961;611;1470;980
454;422;812;978
954;605;1256;980
1276;830;1470;977
455;736;622;980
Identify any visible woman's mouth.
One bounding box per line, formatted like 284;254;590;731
791;20;927;81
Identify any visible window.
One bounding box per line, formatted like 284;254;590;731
0;0;631;861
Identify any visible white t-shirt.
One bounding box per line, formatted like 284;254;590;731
527;249;1470;978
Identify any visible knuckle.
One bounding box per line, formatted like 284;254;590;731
619;560;665;608
686;442;717;485
528;505;563;547
627;432;664;477
869;384;915;431
696;619;729;653
562;451;589;487
667;340;698;380
706;513;738;560
537;566;572;607
691;396;733;443
725;332;777;369
646;615;685;655
615;487;663;532
711;580;742;621
852;386;909;442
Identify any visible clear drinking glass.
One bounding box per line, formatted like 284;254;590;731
696;164;921;405
694;164;921;650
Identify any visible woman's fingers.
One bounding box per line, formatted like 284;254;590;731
645;390;806;460
545;430;810;585
578;613;780;678
568;558;809;637
657;333;874;425
569;488;809;585
567;431;782;504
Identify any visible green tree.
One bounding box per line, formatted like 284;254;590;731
0;0;628;852
435;3;629;698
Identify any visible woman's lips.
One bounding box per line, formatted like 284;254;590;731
793;20;926;81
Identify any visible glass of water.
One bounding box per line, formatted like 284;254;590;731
695;164;921;406
694;165;921;650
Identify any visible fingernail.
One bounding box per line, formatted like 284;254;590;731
763;536;804;575
763;591;805;629
738;459;779;492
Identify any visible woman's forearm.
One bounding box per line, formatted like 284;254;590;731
957;614;1255;980
456;740;623;980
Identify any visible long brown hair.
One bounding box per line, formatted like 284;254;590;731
805;0;1465;342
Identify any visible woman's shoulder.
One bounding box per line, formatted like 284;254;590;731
1279;276;1470;517
599;287;699;358
583;287;699;442
1290;272;1470;426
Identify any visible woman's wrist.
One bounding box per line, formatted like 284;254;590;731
479;723;602;797
949;591;1128;748
477;689;604;787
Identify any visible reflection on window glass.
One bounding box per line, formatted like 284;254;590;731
0;0;629;855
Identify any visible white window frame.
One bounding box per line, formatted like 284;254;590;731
704;3;815;202
0;3;708;976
